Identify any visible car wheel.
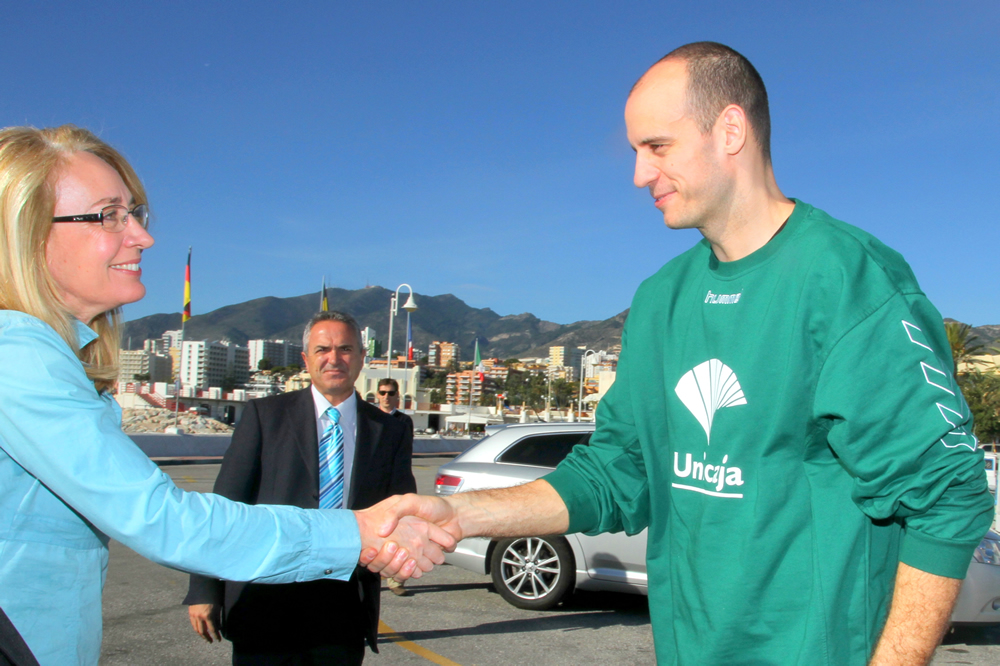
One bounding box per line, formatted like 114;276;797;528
490;536;575;610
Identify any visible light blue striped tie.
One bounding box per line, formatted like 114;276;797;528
318;406;344;509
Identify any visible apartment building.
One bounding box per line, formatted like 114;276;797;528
428;341;460;368
119;349;173;384
548;345;584;370
180;340;250;389
247;339;303;370
445;370;484;405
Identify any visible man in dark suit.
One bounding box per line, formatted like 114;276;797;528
185;311;415;665
375;377;414;597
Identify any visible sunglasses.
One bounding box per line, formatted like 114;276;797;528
378;390;397;396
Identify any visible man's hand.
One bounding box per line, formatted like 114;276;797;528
869;562;962;665
354;501;456;581
357;483;570;576
188;603;221;643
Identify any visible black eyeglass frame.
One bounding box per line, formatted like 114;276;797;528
52;203;149;232
378;390;398;396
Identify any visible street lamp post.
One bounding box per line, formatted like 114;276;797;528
386;285;418;404
545;367;552;421
578;349;598;421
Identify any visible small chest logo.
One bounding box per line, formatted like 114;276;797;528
704;290;741;305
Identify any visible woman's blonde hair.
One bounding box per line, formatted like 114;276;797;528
0;125;149;392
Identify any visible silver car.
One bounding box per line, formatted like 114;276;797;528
435;423;1000;623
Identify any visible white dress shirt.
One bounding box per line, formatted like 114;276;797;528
311;387;358;506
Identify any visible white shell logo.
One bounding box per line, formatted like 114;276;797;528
674;359;747;445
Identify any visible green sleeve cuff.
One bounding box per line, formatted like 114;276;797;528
543;465;601;535
899;528;979;579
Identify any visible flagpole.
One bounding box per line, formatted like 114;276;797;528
175;247;191;429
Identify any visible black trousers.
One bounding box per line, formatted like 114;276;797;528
232;637;365;666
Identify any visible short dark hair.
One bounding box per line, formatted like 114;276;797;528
378;378;399;391
302;311;362;350
654;41;771;162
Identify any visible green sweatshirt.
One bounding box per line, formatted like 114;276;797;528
545;200;994;665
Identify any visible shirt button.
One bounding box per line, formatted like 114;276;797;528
324;569;333;575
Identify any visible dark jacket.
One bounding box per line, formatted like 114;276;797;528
391;409;414;439
184;389;416;652
0;606;38;666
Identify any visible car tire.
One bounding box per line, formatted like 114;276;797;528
490;536;575;610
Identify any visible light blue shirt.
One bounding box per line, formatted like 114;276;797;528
311;385;357;504
0;312;362;665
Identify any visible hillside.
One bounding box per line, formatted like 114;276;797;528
123;287;628;359
944;320;1000;350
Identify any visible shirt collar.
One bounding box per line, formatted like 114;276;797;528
73;319;99;348
311;385;357;421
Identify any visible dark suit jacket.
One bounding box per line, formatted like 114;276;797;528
391;410;414;439
184;389;416;653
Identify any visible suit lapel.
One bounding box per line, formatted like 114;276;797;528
350;396;381;509
292;389;320;497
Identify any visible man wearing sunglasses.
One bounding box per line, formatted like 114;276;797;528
376;378;414;597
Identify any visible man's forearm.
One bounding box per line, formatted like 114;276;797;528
869;562;961;666
449;479;569;539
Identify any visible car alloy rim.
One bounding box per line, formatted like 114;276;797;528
499;537;561;600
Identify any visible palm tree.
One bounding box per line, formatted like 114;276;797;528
945;322;985;377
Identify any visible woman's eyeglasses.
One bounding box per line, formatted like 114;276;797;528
52;203;149;233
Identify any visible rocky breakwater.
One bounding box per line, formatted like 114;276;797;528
121;408;234;434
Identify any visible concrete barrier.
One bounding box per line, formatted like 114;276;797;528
129;433;232;459
130;433;476;460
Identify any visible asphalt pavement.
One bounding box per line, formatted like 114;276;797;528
99;459;1000;665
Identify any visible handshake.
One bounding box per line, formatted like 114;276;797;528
352;479;568;581
353;493;464;581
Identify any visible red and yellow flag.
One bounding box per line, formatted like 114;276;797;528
182;248;192;323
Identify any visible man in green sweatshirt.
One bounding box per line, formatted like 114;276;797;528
371;42;994;665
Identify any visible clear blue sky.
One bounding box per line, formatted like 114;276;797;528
4;1;998;327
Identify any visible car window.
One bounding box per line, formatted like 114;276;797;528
497;432;592;468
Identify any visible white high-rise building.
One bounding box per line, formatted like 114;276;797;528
119;350;173;384
162;330;183;350
181;340;250;390
247;339;303;370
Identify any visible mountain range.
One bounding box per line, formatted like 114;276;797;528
123;287;996;361
122;287;626;360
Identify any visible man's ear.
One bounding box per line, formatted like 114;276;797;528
717;104;748;156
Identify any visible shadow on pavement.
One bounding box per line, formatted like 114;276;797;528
378;608;649;646
378;584;650;647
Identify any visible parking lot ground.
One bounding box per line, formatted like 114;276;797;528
368;562;655;666
99;461;1000;665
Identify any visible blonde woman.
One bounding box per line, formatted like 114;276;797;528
0;126;451;665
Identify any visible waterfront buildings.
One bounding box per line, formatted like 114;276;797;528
180;340;250;390
428;341;460;368
247;339;303;370
446;370;485;405
118;349;173;384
